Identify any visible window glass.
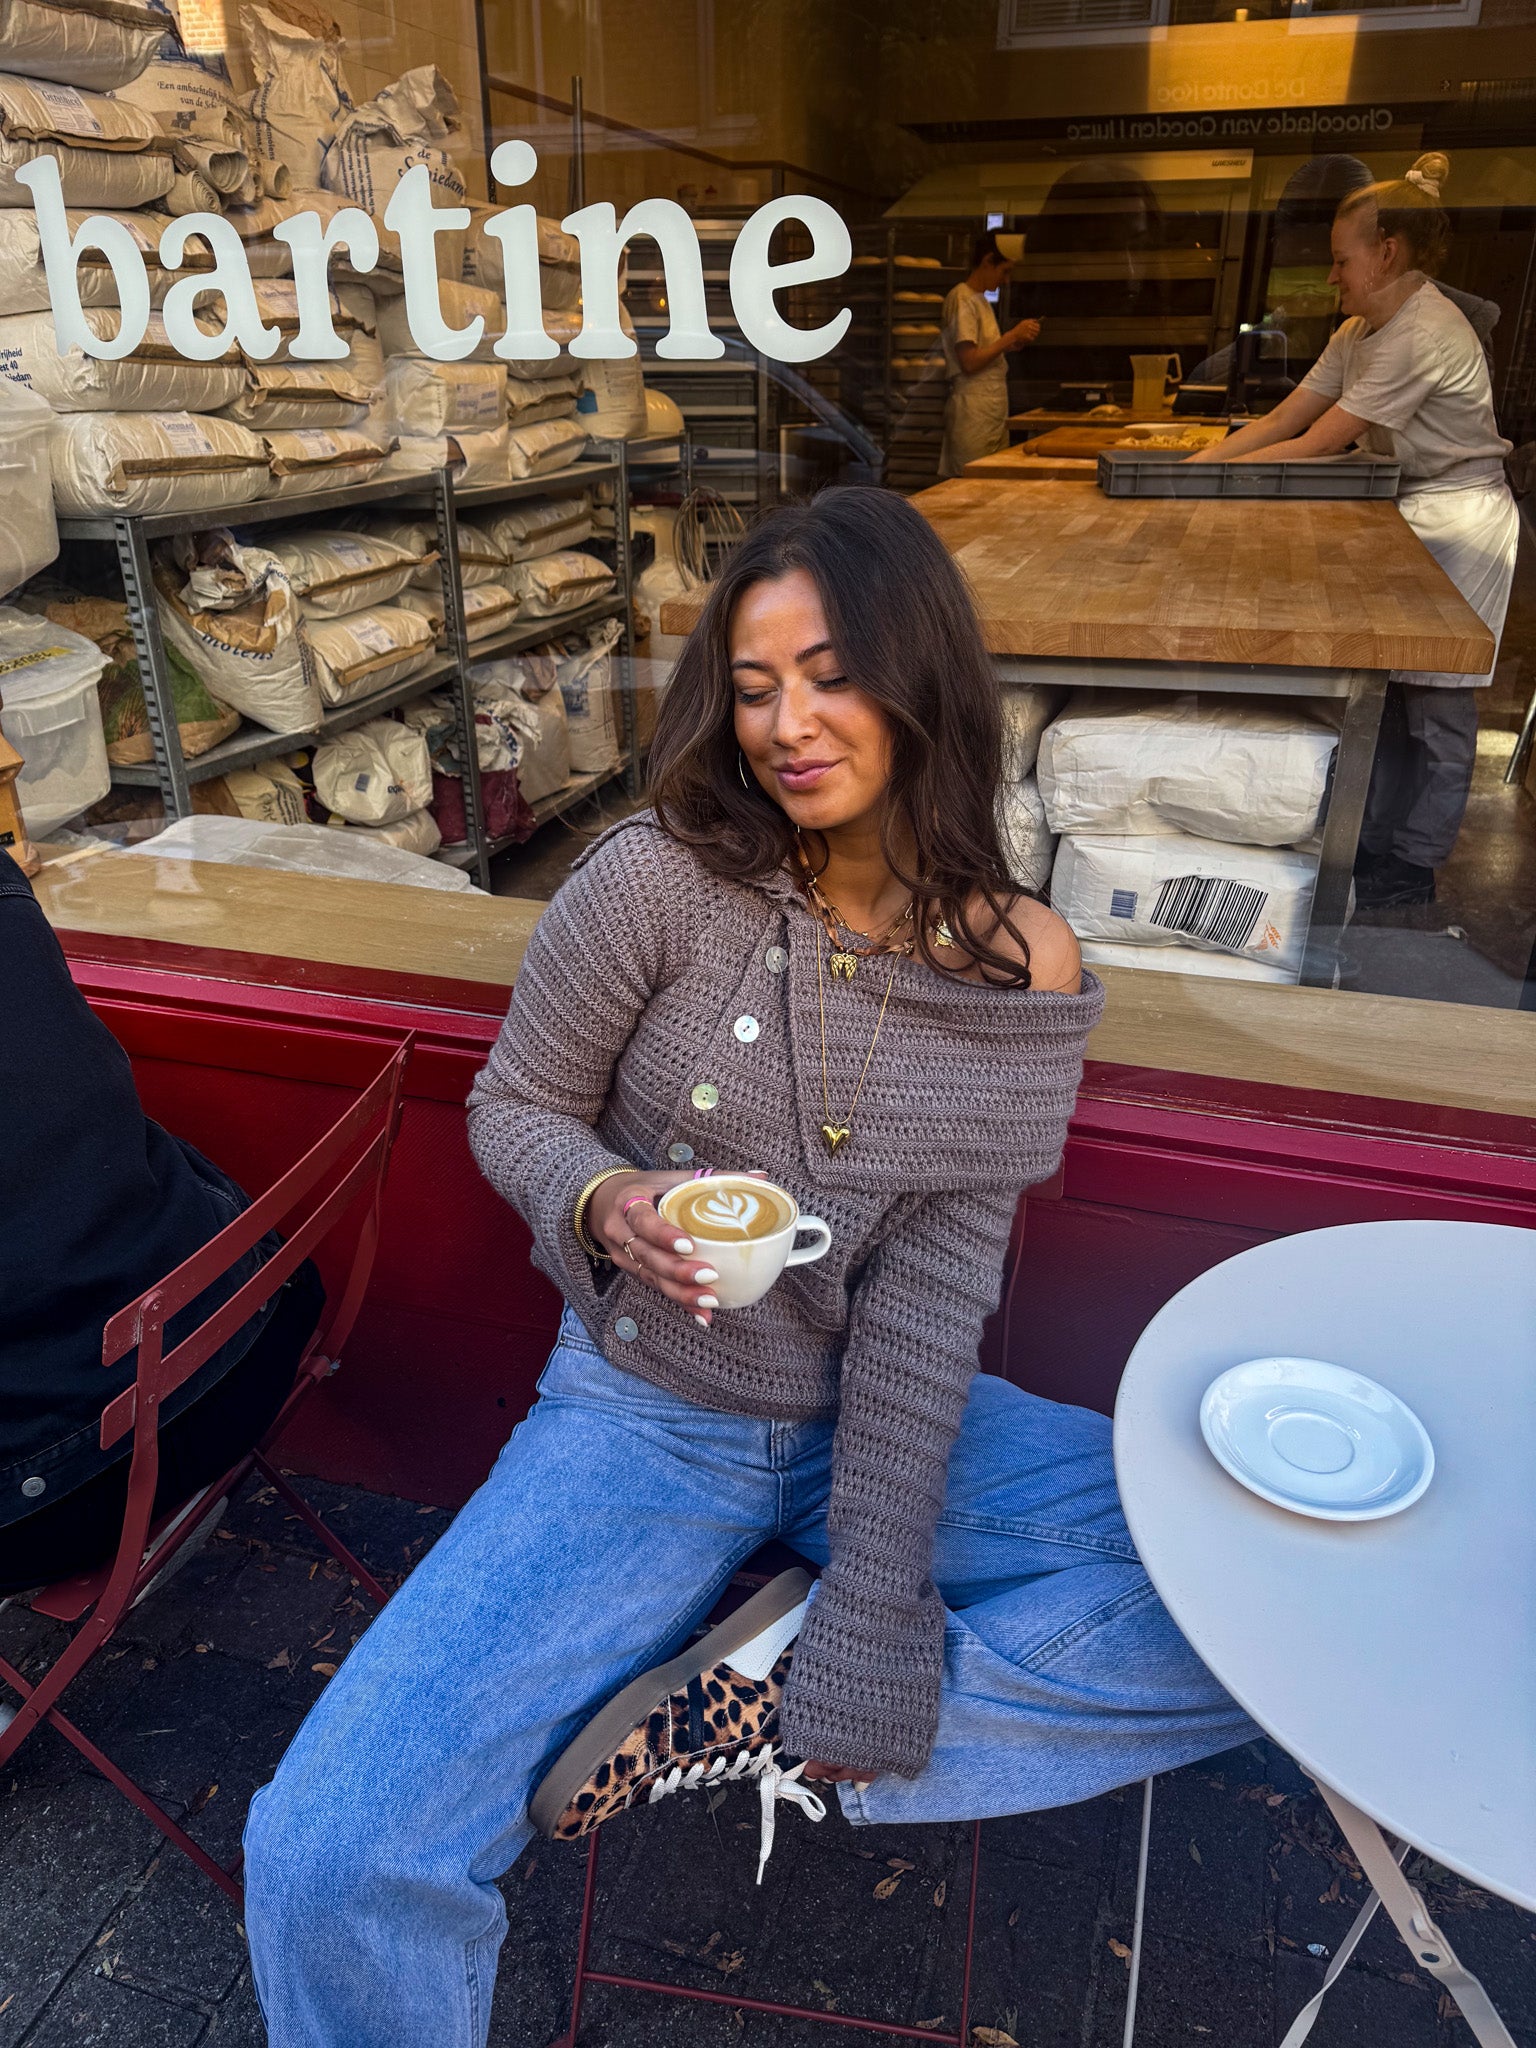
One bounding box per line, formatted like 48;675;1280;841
4;0;1534;1108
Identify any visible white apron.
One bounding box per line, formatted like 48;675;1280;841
939;287;1009;480
1394;480;1519;689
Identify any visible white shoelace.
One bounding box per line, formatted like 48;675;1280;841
643;1741;827;1882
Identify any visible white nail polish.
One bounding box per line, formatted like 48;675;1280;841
693;1266;719;1283
697;1294;719;1309
674;1237;694;1254
694;1313;710;1328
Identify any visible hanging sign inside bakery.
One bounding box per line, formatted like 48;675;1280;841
18;140;853;366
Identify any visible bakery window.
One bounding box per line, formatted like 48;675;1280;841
1;0;1532;1126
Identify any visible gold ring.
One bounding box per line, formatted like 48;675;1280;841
622;1235;644;1273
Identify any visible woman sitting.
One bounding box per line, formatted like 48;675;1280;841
0;860;323;1595
243;488;1253;2048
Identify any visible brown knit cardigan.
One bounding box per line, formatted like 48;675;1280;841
466;813;1105;1775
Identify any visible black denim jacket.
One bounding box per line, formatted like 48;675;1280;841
0;862;278;1528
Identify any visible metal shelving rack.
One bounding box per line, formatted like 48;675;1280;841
55;443;672;892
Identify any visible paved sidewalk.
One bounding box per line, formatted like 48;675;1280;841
2;1474;1531;2048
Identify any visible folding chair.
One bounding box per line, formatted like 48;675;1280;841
0;1033;415;1905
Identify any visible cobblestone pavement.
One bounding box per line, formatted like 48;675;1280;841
3;1474;1531;2048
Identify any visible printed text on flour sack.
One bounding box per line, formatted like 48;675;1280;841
17;139;853;368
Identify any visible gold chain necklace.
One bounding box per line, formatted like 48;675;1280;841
795;843;915;981
814;936;899;1153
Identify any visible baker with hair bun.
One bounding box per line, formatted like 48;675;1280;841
1189;151;1518;909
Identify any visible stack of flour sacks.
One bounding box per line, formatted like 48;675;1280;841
1029;694;1341;984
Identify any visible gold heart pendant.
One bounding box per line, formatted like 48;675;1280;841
821;1123;851;1153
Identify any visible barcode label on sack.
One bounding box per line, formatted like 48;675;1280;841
1110;888;1137;919
160;415;216;457
346;617;400;656
32;83;104;136
1149;875;1269;951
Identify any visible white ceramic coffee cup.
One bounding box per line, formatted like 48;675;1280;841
659;1174;832;1310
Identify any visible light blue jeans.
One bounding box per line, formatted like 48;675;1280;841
244;1310;1254;2046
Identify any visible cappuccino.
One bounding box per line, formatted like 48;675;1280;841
664;1180;795;1243
658;1175;832;1309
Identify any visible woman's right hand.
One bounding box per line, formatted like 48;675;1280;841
587;1170;725;1328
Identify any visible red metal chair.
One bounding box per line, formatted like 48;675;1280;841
0;1033;415;1905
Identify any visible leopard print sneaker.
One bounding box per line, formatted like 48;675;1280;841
528;1568;826;1881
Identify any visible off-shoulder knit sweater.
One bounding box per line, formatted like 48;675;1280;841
466;814;1104;1776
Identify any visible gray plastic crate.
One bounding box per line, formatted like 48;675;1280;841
1097;448;1401;499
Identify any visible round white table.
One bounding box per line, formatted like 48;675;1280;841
1114;1219;1536;2048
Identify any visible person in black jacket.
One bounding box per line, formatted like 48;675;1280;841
0;859;324;1595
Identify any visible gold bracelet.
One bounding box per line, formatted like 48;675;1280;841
573;1165;634;1262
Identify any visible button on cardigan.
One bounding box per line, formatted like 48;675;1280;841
466;814;1104;1776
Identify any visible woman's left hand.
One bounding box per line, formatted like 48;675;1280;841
801;1761;881;1787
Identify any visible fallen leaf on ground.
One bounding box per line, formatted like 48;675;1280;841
1189;1839;1203;1865
1108;1939;1132;1966
971;2029;1019;2046
933;1880;947;1908
266;1650;291;1670
873;1875;902;1900
1007;1907;1019;1928
1267;1792;1286;1807
312;1661;338;1677
887;1858;916;1872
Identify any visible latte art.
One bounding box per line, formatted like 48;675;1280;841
667;1181;795;1243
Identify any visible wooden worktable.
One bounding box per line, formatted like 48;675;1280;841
962;447;1097;482
910;479;1494;673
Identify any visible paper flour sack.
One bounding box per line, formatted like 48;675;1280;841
312;714;432;825
1050;832;1316;976
152;530;319;733
240;2;352;188
0;0;165;91
269;528;430;617
305;603;437;708
0;74;174;206
48;410;269;516
0;307;243;411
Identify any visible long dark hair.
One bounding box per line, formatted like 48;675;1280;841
648;486;1033;987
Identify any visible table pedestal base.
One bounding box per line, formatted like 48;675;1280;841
1279;1785;1517;2048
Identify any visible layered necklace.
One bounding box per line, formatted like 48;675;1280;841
794;842;919;1155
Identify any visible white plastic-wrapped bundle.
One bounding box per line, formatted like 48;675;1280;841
0;381;58;599
322;66;464;221
1001;685;1063;782
305;604;437;708
240;1;352;189
384;357;505;438
1050;833;1317;978
382;425;507;488
152;530;319;734
260;426;388;499
1078;937;1298;986
0;206;184;311
505;370;582;427
128;812;480;889
1037;693;1340;848
554;615;624;775
312;714;432;825
48;410;268;516
375;280;505;362
0;74;173;206
486;492;594;563
0;307;243;411
222;362;376;431
267;529;429;618
997;774;1055;895
397;580;518;646
0;0;164;90
507;417;588;479
504;549;614;619
463;204;580;310
110;40;243;142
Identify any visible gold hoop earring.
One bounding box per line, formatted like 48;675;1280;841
738;749;752;791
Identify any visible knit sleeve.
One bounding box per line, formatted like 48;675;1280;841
465;827;675;1312
778;1182;1021;1778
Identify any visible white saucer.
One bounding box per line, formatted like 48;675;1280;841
1199;1357;1434;1521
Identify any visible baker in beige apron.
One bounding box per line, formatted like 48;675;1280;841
939;233;1040;480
